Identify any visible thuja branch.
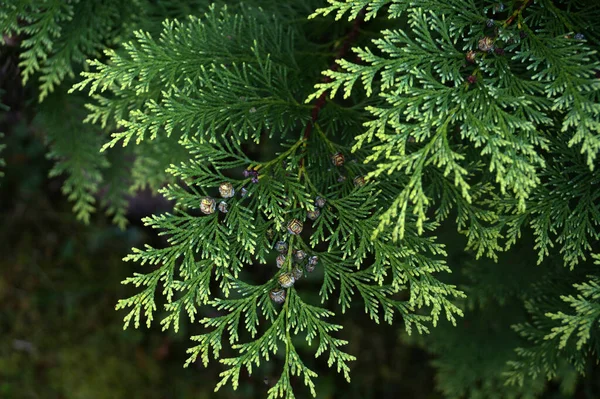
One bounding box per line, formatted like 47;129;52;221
298;6;367;180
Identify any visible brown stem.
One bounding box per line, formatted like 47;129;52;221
301;8;367;147
504;0;533;27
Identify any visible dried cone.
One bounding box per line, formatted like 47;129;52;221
306;256;318;272
219;182;235;198
218;201;228;213
353;176;365;187
478;37;494;52
287;219;303;235
315;196;326;208
292;266;303;280
275;241;288;253
200;197;216;215
276;254;286;269
293;250;306;262
466;50;476;63
269;288;286;304
278;272;295;288
307;208;320;220
331;152;345;167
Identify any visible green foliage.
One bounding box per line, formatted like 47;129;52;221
113;133;463;397
36;91;109;223
71;4;310;148
308;0;397;21
505;255;600;387
409;232;600;399
546;265;600;351
71;5;461;396
0;0;210;226
0;0;140;101
420;304;547;399
309;1;600;249
3;0;600;398
497;136;600;268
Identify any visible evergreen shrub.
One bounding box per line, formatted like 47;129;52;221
1;1;599;397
